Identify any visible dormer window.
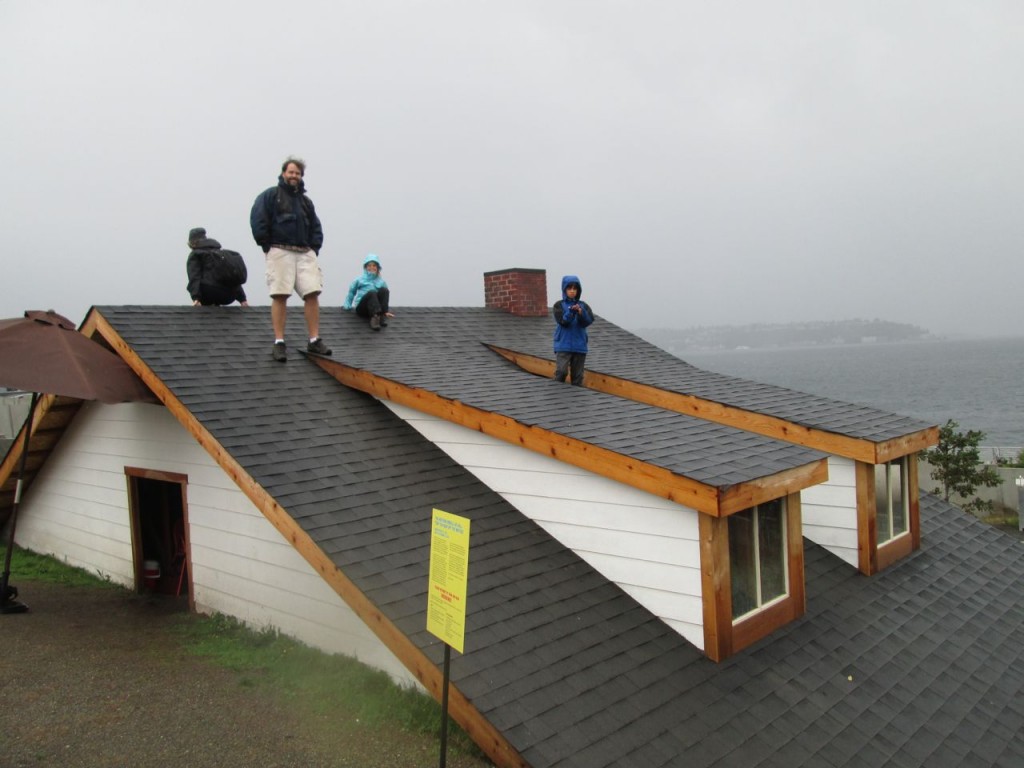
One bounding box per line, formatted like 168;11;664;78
700;493;806;661
729;499;788;620
876;457;909;544
858;454;921;573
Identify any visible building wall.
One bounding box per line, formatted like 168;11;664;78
800;455;859;567
16;401;416;686
383;401;707;649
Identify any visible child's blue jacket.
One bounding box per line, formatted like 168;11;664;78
344;254;388;310
552;274;594;354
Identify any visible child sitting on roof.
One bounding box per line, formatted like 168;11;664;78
552;274;594;386
343;254;393;331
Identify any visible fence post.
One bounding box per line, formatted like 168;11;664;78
1017;477;1024;531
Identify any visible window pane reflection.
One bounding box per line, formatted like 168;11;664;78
729;500;788;620
875;458;908;544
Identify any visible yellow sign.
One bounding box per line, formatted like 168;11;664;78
427;508;471;653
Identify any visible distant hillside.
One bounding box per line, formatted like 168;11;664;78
636;319;933;352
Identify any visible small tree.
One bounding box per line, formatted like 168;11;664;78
920;419;1002;514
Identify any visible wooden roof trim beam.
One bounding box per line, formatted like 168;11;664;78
874;429;939;463
719;461;826;517
487;346;938;463
309;357;825;517
81;311;167;406
84;311;528;768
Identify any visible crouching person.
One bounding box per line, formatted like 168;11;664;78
186;227;248;307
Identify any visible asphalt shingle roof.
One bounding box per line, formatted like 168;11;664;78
304;307;825;489
94;304;1024;767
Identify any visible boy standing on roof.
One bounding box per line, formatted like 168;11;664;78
552;274;594;386
343;254;393;331
249;156;331;362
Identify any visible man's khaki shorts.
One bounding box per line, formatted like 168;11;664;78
265;247;323;298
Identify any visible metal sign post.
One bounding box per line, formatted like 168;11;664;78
427;508;471;768
439;643;452;768
1016;476;1023;531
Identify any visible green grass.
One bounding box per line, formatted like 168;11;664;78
982;511;1020;528
9;545;120;587
173;613;463;738
10;546;484;760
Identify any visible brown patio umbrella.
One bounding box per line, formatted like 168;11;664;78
0;310;155;613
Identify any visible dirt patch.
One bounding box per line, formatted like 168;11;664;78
1;581;492;768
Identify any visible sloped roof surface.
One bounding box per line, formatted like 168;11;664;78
307;307;825;488
95;305;1024;767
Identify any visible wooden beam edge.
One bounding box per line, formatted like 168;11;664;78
855;460;877;576
487;345;935;465
698;514;729;662
718;458;829;517
308;356;741;515
874;426;939;462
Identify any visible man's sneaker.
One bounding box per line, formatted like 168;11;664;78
369;314;381;331
272;341;287;362
307;337;332;355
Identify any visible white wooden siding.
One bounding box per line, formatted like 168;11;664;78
17;402;416;686
801;455;859;567
383;401;707;650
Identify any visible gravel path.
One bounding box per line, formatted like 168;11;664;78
1;581;491;768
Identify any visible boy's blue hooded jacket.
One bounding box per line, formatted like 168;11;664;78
552;274;594;354
344;254;388;310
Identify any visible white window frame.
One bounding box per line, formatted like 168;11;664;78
876;457;910;545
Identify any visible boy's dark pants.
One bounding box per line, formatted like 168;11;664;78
197;282;240;306
355;287;390;318
554;352;586;386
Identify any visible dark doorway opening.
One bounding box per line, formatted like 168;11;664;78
126;468;190;604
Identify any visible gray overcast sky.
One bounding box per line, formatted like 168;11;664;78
2;1;1021;337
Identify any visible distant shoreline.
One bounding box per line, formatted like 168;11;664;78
634;319;1023;353
638;332;1024;354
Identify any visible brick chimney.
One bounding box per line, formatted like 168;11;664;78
483;268;548;317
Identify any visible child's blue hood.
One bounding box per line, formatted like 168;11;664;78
363;253;382;272
561;274;582;301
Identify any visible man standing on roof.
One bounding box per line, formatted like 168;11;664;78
186;227;249;307
552;274;594;386
250;156;331;362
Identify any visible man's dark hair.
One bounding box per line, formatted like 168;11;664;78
281;156;306;175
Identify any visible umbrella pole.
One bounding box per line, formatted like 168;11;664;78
1;391;36;614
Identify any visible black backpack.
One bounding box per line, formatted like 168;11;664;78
210;249;248;286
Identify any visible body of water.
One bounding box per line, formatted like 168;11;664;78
680;337;1024;451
